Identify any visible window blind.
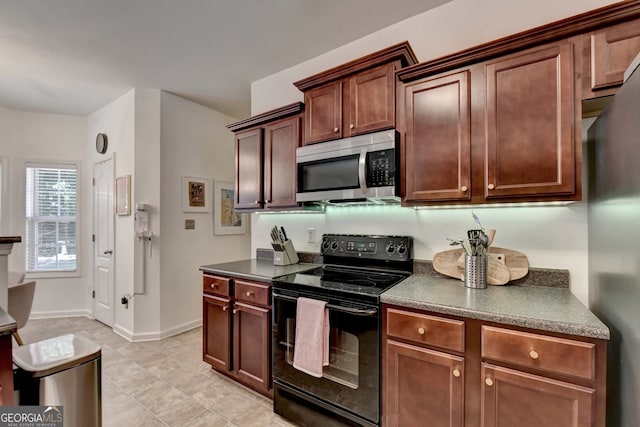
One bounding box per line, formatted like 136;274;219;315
25;164;78;272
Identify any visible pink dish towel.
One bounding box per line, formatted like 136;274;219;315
293;297;330;378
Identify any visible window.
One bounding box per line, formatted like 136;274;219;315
25;163;78;272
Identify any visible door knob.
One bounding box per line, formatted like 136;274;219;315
103;249;113;255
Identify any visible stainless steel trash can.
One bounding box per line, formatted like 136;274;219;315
13;334;101;427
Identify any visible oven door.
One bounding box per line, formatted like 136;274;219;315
272;289;380;424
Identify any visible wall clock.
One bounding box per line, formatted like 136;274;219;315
96;133;108;154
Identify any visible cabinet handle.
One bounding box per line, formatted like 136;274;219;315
453;368;461;378
461;186;468;192
485;378;494;386
254;200;260;204
210;284;218;289
233;308;239;314
350;123;354;129
333;127;339;133
417;327;426;335
222;306;228;311
246;291;254;297
529;350;539;360
488;184;495;190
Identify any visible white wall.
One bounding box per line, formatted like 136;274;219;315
87;90;136;332
0;106;88;316
159;92;251;335
250;0;620;305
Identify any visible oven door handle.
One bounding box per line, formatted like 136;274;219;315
273;292;378;317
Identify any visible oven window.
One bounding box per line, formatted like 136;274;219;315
298;154;360;192
284;318;359;389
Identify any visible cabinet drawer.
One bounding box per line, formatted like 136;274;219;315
481;326;595;380
386;308;465;353
203;275;231;296
234;280;271;307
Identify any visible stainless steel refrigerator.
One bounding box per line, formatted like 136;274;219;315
588;53;640;427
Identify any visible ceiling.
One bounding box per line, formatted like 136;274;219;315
0;0;451;119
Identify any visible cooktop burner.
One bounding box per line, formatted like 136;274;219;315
273;234;413;301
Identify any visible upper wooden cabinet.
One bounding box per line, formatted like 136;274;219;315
583;17;640;99
227;102;303;212
402;40;580;205
484;42;578;200
294;42;418;145
403;70;472;203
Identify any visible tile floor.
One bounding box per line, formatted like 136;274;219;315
19;317;297;427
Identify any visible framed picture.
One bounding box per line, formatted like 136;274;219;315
214;180;247;235
115;175;131;215
182;176;210;213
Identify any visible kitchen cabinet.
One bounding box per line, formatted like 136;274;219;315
582;17;640;99
227;102;303;212
481;326;597;427
202;273;272;397
401;39;580;204
382;305;607;427
383;307;465;427
294;42;418;145
0;333;13;405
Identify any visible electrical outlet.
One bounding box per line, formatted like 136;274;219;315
307;227;317;243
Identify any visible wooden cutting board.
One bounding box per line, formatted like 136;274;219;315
433;246;529;285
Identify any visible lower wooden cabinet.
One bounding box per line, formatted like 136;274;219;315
481;364;594;427
202;274;272;397
382;305;606;427
385;339;464;427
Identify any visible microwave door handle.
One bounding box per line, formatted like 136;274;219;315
358;149;368;194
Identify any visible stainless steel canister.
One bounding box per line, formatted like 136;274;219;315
464;254;487;289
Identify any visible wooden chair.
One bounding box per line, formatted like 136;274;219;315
7;281;36;346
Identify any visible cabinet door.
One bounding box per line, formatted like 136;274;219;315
482;364;594;427
588;19;640;94
264;116;301;209
304;81;342;145
404;71;471;202
484;42;577;199
385;339;464;427
348;63;395;137
203;294;231;372
234;127;263;210
233;301;271;394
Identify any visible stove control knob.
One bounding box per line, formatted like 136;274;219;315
330;240;339;251
321;239;331;251
396;242;407;255
385;242;395;254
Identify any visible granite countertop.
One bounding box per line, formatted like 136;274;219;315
0;306;16;336
381;274;610;340
200;259;320;283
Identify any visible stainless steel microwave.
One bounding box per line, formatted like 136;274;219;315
296;129;399;204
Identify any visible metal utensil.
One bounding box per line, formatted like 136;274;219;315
472;211;485;231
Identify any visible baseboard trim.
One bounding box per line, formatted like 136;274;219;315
30;309;93;320
113;318;202;342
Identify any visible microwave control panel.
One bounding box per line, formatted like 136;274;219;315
366;150;395;187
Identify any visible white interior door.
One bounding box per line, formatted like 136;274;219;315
93;158;115;326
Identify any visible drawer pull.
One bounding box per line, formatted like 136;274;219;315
453;368;461;378
485;378;494;387
222;306;228;311
461;185;468;192
246;291;254;297
350;123;354;129
529;350;539;360
233;308;239;314
333;127;339;133
488;183;495;190
210;284;218;289
417;327;426;335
